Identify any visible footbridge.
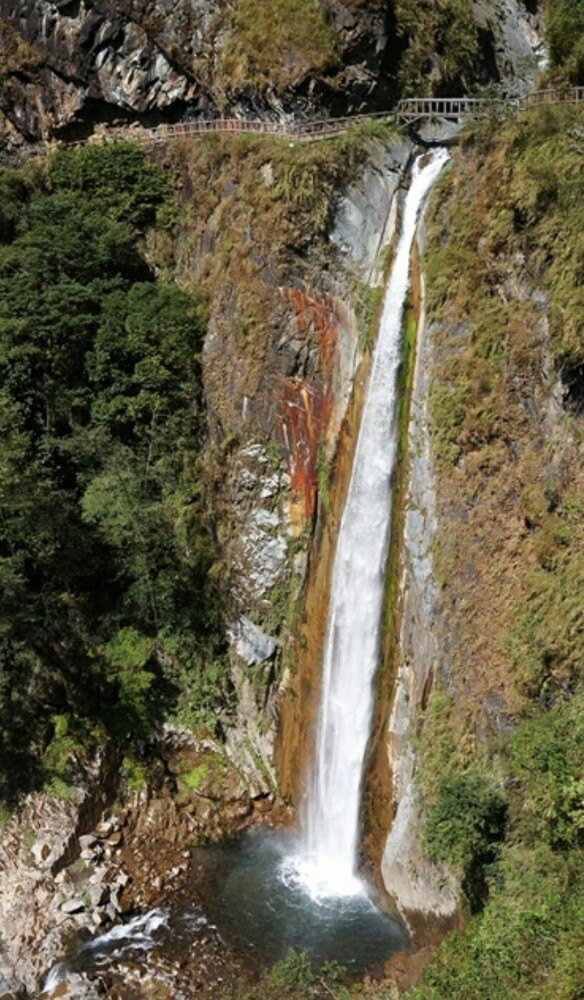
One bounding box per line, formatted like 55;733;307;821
35;86;584;152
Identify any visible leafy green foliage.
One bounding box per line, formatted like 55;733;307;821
122;755;147;793
409;846;584;1000
546;0;584;83
47;143;169;229
0;144;226;800
503;694;584;851
395;0;479;96
41;713;102;797
269;950;315;990
424;771;507;909
414;691;584;994
424;772;507;870
221;949;349;999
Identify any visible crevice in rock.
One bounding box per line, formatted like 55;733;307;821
48;94;193;141
563;364;584;414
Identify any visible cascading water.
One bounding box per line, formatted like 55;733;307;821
290;148;450;901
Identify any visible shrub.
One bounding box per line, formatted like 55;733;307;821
268;950;315;990
408;846;584;1000
424;771;507;909
503;694;584;850
0;145;222;798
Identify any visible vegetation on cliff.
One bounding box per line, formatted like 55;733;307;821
219;0;339;91
547;0;584;83
394;0;480;96
0;144;228;800
410;103;584;999
0;121;396;804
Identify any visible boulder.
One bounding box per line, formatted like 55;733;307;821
229;617;279;666
60;898;85;914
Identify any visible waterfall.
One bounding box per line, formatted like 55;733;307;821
290;149;449;901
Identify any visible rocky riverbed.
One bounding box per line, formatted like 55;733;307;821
0;731;283;999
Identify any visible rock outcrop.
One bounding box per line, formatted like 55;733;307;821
0;747;121;995
0;0;544;153
380;270;459;935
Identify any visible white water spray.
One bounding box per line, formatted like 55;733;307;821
289;149;449;901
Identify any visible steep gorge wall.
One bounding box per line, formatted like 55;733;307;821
379;252;459;936
379;106;583;975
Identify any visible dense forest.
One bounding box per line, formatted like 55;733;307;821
0;145;229;801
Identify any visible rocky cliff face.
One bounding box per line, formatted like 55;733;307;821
156;129;414;789
0;2;564;994
380;251;460;937
0;0;544;154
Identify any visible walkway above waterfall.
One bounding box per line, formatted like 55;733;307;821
31;86;584;153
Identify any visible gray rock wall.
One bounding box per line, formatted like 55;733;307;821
380;246;459;929
0;0;545;154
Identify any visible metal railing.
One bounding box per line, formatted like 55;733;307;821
22;87;584;155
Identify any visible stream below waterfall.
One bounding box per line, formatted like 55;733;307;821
40;149;448;998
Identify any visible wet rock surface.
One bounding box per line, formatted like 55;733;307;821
380;262;460;932
330;136;411;283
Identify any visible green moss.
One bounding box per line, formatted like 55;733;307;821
316;440;332;515
382;307;419;638
243;737;276;793
175;752;228;799
179;762;210;790
352;280;383;351
22;825;35;852
122;756;147;794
